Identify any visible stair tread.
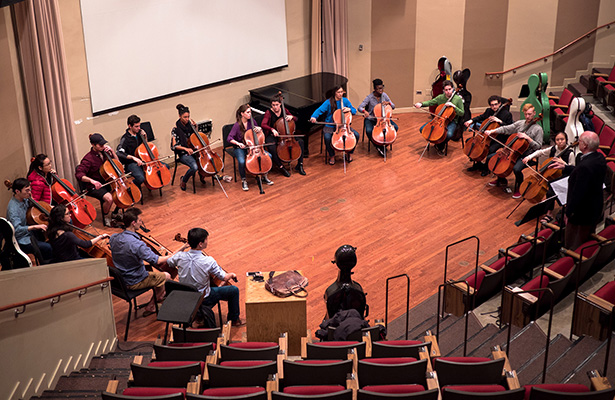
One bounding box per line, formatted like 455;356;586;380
517;334;573;386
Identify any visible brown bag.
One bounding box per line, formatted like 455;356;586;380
265;270;308;298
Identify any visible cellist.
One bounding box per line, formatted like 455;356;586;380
261;96;305;176
27;154;56;204
358;78;399;158
75;133;119;226
116;114;148;189
172;104;201;191
464;96;513;175
484;104;543;199
414;80;464;156
228;104;274;191
309;86;359;166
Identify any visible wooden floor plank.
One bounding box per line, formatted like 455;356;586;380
107;113;533;342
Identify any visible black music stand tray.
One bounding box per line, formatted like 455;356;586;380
157;290;203;344
515;196;555;229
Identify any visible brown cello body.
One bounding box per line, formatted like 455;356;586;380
421;101;456;145
244;119;273;176
50;173;96;228
99;152;142;209
372;102;397;146
274;93;301;163
464;119;499;162
189;129;224;176
135;132;171;190
488;133;530;178
331;108;357;152
137;232;178;279
71;225;113;266
26;198;52;226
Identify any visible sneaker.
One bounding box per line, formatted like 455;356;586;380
504;187;513;194
262;175;274;186
480;169;490;177
467;163;479;172
435;146;445;157
179;176;187;191
231;319;246;327
488;179;499;187
241;179;249;191
512;191;522;199
279;166;291;177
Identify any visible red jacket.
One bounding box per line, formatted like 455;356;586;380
27;170;52;204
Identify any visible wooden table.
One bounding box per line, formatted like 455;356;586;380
245;271;307;356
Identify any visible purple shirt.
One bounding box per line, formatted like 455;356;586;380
228;120;257;145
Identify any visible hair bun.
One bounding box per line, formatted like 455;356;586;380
30;157;35;163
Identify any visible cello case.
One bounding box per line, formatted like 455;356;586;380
430;56;452;114
452;68;472;141
564;97;585;147
0;217;32;270
520;73;550;142
324;245;369;319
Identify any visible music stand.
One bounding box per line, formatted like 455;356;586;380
157;290;204;344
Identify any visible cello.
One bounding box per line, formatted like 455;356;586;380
137;232;179;279
4;180;52;226
488;114;543;178
135;130;172;190
274;92;302;163
244;108;273;194
372;100;397;161
564;97;585;145
421;89;457;145
49;172;97;228
430;56;452;114
331;107;357;168
99;150;142;208
188;122;227;196
464;98;512;162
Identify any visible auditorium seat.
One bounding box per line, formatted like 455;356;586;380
130;361;204;388
273;390;353;400
525;384;615;399
305;341;366;360
548;89;574;132
572;280;615;340
102;388;186;400
357;389;439;400
597;125;615;154
589;224;615;267
357;358;433;390
171;326;222;345
206;361;277;390
153;342;214;362
587;64;615;95
592;114;605;136
519;227;559;267
371;340;433;359
441;386;525;399
561;240;601;285
280;359;353;392
219;342;280;362
326;325;382;342
433;357;505;388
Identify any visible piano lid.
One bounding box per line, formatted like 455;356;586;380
249;72;348;109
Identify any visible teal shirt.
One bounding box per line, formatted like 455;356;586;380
421;94;464;118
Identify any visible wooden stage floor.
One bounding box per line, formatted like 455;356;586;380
109;112;536;342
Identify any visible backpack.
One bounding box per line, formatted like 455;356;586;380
579;103;595;131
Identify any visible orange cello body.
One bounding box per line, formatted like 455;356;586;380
27;198;52;226
274;93;301;163
464;119;499;162
189;130;224;176
135;132;171;190
71;225;113;266
50;173;96;228
372;102;397;146
99;152;142;209
488;133;530;178
421;102;456;145
244;118;273;176
331;108;357;152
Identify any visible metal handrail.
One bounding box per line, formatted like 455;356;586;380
385;274;410;339
442;236;480;312
485;20;614;78
505;287;555;384
437;279;471;356
605;304;615;376
0;277;113;316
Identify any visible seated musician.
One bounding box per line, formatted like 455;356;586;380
117;115;147;189
47;204;109;263
166;227;244;327
75;133;118;227
172;104;201;191
464;96;513;175
228;104;274;191
27;154;55;204
358;78;399;157
485;104;544;199
414;80;464;156
261;96;305;176
6;178;53;263
109;207;176;316
521;132;575;223
310;85;360;166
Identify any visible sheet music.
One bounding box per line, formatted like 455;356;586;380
550;177;569;205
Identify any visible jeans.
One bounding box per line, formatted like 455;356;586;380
234;148;247;180
324;128;360;157
365;118;399;151
20;238;53;264
126;162;145;186
177;153;199;183
203;285;240;322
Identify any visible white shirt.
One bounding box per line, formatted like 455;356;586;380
166;249;226;297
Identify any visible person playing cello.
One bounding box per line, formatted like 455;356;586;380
414;80;464;156
464;96;513;175
172;104;201;191
310;85;359;165
484;104;543;199
261;96;305;176
228;104;274;191
117;115;148;189
75;133;119;226
358;78;398;158
27;154;55;204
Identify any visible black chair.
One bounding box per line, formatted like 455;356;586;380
220;343;279;362
441;388;525;399
102;391;185;400
357;389;439;400
528;386;615;400
222;124;238;182
108;266;158;341
165;280;222;328
153;342;214;362
433;358;504;387
371;340;431;359
171;326;221;343
306;341;366;360
207;361;277;388
357;358;428;388
281;359;353;389
130;361;202;388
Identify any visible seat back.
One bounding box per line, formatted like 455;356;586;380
108;266;136;301
371;341;431;359
153;342;213;361
208;361;277;388
171;326;221;343
434;358;505;387
273;390;354;400
504;242;534;283
223;124;235;150
306;341;366;360
102;391;185;400
281;359;353;389
528;386;615;399
358;358;427;388
442;387;525;399
188;390;268;400
592;115;605;135
599;125;615;150
220;343;279;361
327;325;381;342
357;389;439;400
558;89;574;106
130;362;202;388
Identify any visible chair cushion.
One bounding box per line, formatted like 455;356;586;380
597;225;615;240
521;275;549;291
548;257;575;277
362;357;418;364
361;384;425;394
489;258;506;272
524;383;588;399
466;270;486;290
123;387;187;396
283;385;346;395
219;360;273;367
202;387;265;396
536;228;553;241
314;341;360;346
228;342;277;349
595;281;615;304
513;242;532;256
382;340;423;346
148;361;205;375
574;240;599;257
443;384;506;393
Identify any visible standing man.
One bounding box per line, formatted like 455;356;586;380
414;80;464;155
552;131;606;249
117;115;147;188
109;208;175;316
166;227;244;327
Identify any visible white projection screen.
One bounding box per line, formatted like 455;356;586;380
80;0;288;114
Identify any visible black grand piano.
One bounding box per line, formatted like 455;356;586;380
249;72;348;156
